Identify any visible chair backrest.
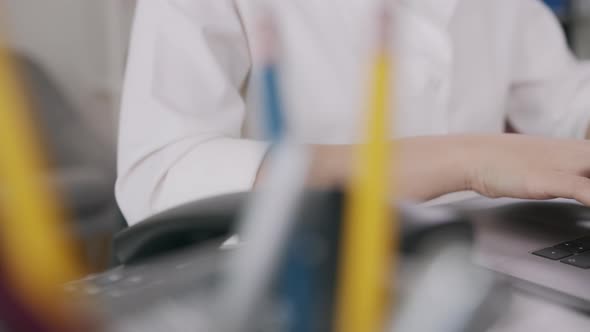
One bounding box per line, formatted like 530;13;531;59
15;54;115;171
12;53;125;269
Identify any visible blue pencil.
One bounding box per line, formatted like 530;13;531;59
262;62;285;141
258;12;315;332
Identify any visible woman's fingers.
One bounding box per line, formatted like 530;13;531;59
528;171;590;206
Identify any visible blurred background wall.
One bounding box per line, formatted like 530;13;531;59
571;0;590;58
3;0;136;146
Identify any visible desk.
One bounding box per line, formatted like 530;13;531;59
76;193;590;331
492;291;590;331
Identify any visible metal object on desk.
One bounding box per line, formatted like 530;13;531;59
463;200;590;313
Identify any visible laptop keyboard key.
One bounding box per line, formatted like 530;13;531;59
555;241;590;254
561;252;590;269
532;247;573;260
574;236;590;246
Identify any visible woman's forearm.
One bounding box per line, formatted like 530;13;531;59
255;137;468;201
397;136;471;200
305;137;470;200
255;135;590;206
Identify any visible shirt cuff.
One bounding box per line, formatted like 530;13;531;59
154;138;270;213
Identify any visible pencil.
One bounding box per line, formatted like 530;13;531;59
219;10;310;332
259;10;285;141
335;3;397;332
0;36;83;329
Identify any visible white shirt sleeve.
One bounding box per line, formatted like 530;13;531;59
116;0;268;225
506;0;590;139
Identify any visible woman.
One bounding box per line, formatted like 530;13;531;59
117;0;590;224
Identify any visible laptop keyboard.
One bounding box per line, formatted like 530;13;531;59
533;236;590;269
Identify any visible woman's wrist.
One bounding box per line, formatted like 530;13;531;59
398;136;474;200
441;136;477;193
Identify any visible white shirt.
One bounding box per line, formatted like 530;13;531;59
117;0;590;224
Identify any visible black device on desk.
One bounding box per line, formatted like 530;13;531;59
113;192;474;266
113;192;245;265
66;192;486;331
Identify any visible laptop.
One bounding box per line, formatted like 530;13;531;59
443;195;590;312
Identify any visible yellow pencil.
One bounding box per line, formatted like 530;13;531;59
335;3;397;332
0;37;83;325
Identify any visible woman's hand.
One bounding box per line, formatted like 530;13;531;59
463;134;590;205
303;134;590;205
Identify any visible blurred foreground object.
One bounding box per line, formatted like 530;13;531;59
15;53;122;270
217;9;311;331
62;192;511;332
0;37;93;330
392;230;506;332
336;3;396;331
